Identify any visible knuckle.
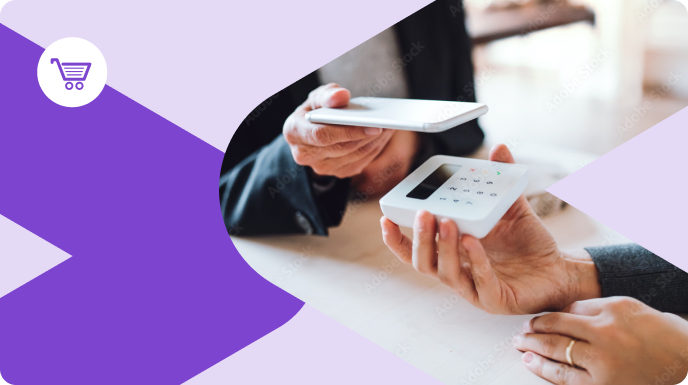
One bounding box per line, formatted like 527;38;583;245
312;126;333;145
555;365;571;385
535;356;545;376
311;165;327;176
437;270;452;285
352;164;367;176
291;148;311;166
543;313;560;333
282;117;297;143
541;336;557;357
307;88;319;101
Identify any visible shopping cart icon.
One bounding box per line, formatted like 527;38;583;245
51;58;92;90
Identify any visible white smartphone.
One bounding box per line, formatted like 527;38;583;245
305;97;488;133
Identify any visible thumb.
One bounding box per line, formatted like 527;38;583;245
489;143;515;164
308;83;351;110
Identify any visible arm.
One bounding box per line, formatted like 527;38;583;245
585;244;688;313
380;144;688;315
221;83;394;236
219;135;350;236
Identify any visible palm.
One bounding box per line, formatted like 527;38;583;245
471;196;570;314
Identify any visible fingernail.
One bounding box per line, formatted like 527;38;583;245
365;127;382;135
462;237;471;252
522;319;533;333
512;334;524;346
523;352;534;364
439;219;449;239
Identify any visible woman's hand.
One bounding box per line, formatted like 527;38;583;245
283;83;395;178
515;297;688;385
380;144;601;315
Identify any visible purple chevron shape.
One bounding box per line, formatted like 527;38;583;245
0;23;302;384
548;107;688;273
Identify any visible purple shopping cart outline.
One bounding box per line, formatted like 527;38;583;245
51;58;91;90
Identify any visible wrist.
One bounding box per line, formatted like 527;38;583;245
563;250;602;304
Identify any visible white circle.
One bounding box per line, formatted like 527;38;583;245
37;38;107;108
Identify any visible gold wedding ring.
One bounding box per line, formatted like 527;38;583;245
565;339;577;367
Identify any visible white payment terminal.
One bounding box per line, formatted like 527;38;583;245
380;155;529;238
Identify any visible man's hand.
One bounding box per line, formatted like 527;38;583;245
352;129;420;197
380;144;602;315
515;297;688;385
283;83;394;178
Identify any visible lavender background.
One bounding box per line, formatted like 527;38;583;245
1;0;688;384
0;2;443;382
0;24;304;384
0;0;434;150
548;106;688;273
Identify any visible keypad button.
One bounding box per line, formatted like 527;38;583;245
463;189;470;193
439;197;447;200
453;199;460;203
466;201;473;205
490;193;497;197
459;177;467;181
473;179;480;183
449;187;457;191
477;191;483;195
486;181;494;185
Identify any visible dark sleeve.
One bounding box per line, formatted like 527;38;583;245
395;0;485;163
219;135;349;236
585;244;688;313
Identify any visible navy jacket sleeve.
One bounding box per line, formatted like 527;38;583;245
220;134;350;236
586;244;688;313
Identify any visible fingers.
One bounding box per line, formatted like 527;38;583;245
412;210;438;277
305;83;351;110
293;135;376;161
563;299;606;316
524;313;594;341
381;216;412;264
285;118;382;147
461;235;503;311
514;334;593;369
489;143;515;164
522;352;591;385
437;218;477;300
487;144;533;217
314;129;393;178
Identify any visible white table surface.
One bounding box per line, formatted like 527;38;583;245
232;145;635;385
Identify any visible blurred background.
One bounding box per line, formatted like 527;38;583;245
465;0;688;156
463;0;688;248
